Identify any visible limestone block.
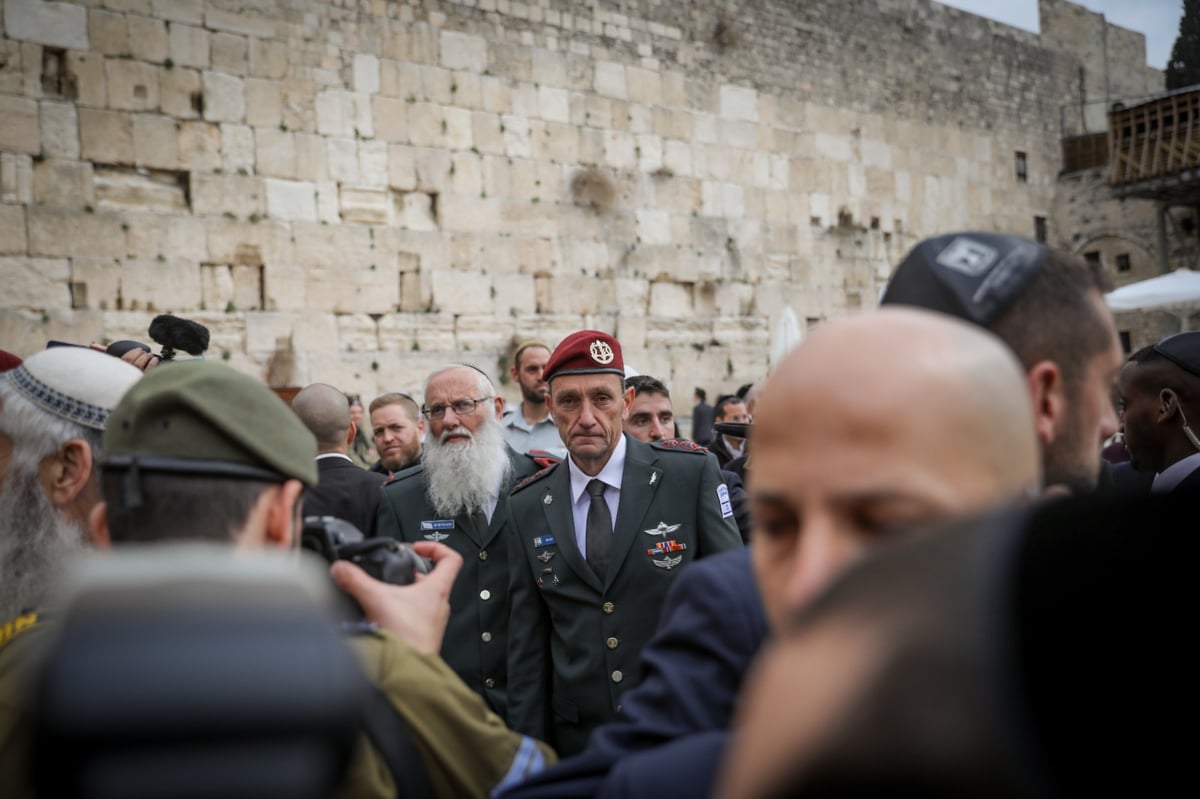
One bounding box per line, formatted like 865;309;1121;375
263;177;316;222
129;113;178;169
123;211;205;260
480;75;511;114
393;191;436;231
4;0;88;50
192;173;264;218
28;207;126;258
373;96;407;142
159;66;201;119
219;122;254;173
626;67;662;106
105;60;159;113
0;96;39;154
203;71;244;123
1;153;32;205
89;10;129;56
200;262;233;309
537;86;570;124
255;127;294;178
444;106;473;150
353;53;380;94
491;273;535;315
377;312;419;352
440;30;487;73
152;0;203;25
538;275;615;315
398;269;432;313
39;100;79;159
248;37;287;80
615;277;649;313
211;32;247;76
436;196;500;235
356;140;387;187
647;281;692;318
129;15;169;63
312;180;336;224
67;52;107;107
407;101;446;148
242;78;281;128
469;111;504;156
327;137;359;183
291;311;340;353
532;120;578;163
120;257;201;311
244;310;296;353
594;60;626;99
204;8;275;39
604;129;635;169
501;114;532;158
291;222;373;271
0;308;104;356
0;205;26;255
205;216;291;265
169;23;208;68
292;134;328;181
430;268;491;314
33;158;93;208
339;185;389;225
70;256;122;310
449;152;482;196
0;256;69;308
176;120;222;171
636;209;671;246
335;313;381;355
261;263;305;310
717;84;758;123
387;144;417;190
413;147;451;193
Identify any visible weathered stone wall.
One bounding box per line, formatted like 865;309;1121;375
0;0;1160;406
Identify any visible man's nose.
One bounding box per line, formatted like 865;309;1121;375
783;520;861;612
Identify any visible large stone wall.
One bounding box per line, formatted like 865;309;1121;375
0;0;1160;405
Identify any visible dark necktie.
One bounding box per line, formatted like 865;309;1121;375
585;479;612;581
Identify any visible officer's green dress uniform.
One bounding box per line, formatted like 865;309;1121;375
375;446;541;717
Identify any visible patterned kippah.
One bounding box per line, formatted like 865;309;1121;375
4;347;143;430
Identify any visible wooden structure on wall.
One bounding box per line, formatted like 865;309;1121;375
1109;88;1200;198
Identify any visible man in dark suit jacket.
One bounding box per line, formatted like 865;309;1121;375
291;383;386;535
691;387;714;446
376;365;540;717
1116;332;1200;494
506;331;742;757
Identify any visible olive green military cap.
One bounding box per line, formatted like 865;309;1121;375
103;361;318;486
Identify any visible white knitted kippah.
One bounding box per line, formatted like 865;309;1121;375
4;347;143;430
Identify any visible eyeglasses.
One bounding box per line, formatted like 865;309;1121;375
421;397;491;421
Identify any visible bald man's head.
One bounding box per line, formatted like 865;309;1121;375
749;308;1040;633
291;383;353;453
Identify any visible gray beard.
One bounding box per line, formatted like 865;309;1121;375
0;463;85;620
423;417;512;518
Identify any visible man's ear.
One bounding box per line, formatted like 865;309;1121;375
1158;389;1181;423
345;421;358;448
492;395;505;420
87;501;111;549
623;385;636;410
264;480;306;550
1026;361;1067;448
40;439;95;510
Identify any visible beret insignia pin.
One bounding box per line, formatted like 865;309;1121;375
589;340;615;365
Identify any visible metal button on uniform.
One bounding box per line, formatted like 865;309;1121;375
485;678;495;688
606;637;619;650
481;632;493;642
479;550;488;560
602;601;615;614
480;589;492;600
611;670;624;683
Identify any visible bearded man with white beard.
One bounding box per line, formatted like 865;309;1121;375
376;365;547;716
0;348;142;627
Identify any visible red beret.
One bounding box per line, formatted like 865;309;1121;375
0;349;22;373
544;330;624;382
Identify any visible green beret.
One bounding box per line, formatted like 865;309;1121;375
103;362;317;486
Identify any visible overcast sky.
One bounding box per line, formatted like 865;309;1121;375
937;0;1182;69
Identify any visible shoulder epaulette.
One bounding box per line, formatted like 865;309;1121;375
513;461;559;493
383;463;424;487
526;449;561;469
0;610;39;650
652;438;709;454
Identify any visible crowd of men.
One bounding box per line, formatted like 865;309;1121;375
0;230;1195;797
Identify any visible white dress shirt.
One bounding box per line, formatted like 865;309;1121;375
567;435;627;553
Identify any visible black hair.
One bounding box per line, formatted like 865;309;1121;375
102;471;276;544
625;374;670;399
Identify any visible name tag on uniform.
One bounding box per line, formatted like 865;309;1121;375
420;520;455;531
717;484;733;519
533;535;557;548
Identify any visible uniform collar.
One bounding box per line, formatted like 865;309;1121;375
1152;451;1200;493
568;434;627;505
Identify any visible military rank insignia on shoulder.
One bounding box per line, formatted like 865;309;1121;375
0;610;39;650
513;461;559;493
526;449;561;470
653;438;708;453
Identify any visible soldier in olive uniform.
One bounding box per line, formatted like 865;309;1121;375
505;330;742;756
376;364;543;717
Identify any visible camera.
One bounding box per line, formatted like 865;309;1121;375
301;516;431;616
49;314;211;362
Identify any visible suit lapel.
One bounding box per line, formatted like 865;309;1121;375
607;437;663;590
539;465;602;592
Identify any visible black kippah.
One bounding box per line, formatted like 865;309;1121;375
881;232;1048;327
1153;331;1200;379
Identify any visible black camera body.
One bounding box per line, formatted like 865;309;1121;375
301;517;431;615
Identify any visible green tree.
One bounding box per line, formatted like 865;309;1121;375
1167;0;1200;89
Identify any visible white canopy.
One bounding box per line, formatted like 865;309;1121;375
1105;269;1200;313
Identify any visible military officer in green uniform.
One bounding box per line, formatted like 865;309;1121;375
1;362;553;798
505;330;743;756
376;364;543;717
